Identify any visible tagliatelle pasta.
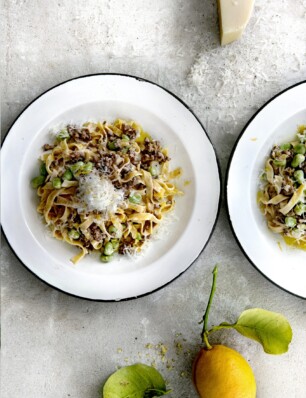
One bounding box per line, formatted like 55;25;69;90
32;119;182;263
258;125;306;250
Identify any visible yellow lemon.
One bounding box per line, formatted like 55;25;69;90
193;345;256;398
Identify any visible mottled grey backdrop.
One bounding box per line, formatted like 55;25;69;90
1;1;306;397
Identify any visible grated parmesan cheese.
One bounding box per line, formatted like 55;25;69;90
77;172;124;214
186;1;306;124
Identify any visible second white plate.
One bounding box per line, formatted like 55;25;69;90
227;81;306;299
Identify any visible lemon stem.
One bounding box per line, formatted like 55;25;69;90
201;265;218;349
203;332;212;350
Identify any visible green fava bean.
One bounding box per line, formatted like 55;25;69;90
81;162;93;174
68;229;80;240
294;144;306;155
294;170;304;184
52;177;62;189
40;163;48;176
57;129;70;141
63;169;73;180
100;254;113;263
104;242;115;256
294;203;306;216
31;175;45;189
285;217;297;228
129;193;142;204
108;225;117;234
279;143;292;150
70;161;84;175
111;239;120;251
273;159;286;167
107;141;117;150
291;154;305;168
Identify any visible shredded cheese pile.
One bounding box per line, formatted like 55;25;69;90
77;172;124;214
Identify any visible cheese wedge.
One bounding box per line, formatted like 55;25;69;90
217;0;255;45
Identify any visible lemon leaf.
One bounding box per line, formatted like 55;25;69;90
103;363;171;398
232;308;293;354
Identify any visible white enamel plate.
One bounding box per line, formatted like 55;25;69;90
227;81;306;299
1;74;220;300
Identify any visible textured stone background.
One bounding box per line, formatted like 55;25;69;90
1;0;306;397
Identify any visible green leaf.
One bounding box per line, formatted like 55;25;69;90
103;363;171;398
232;308;293;354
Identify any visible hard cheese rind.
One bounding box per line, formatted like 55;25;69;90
217;0;255;46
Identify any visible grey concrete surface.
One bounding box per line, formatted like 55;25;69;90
1;0;306;397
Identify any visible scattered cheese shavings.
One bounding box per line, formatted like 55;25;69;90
188;2;306;119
